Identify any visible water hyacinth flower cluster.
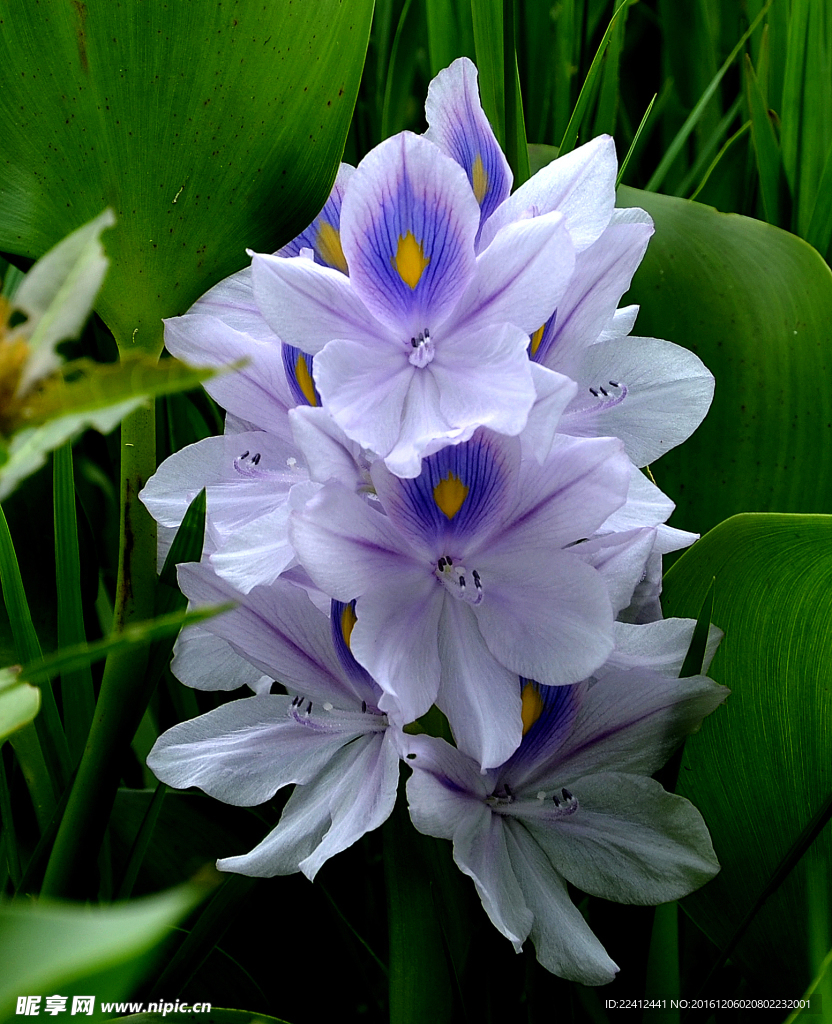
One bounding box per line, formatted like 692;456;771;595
142;58;727;983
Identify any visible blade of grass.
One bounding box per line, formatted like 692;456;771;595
20;604;230;688
591;0;629;138
502;0;530;186
380;0;418;141
154;873;258;993
41;323;162;898
0;751;22;889
425;0;475;78
471;0;506;148
115;781;167;899
0;502;66;822
550;0;578;144
804;139;832;257
689;121;751;203
558;0;631;158
781;0;832;238
616;93;657;187
744;55;783;226
676;94;744;199
645;0;771;193
643;903;679;1024
53;441;95;764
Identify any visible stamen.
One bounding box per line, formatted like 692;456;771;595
568;380;629;419
435;556;484;605
408;328;435;368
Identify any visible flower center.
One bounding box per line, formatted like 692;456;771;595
435;555;483;605
409;328;435;368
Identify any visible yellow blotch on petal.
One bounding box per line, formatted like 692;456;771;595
529;324;545;357
471;154;489;205
521;681;545;735
433;473;469;520
392;232;430;289
340;603;357;650
294;354;319;407
315;221;349;275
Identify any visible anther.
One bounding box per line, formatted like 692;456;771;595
361;700;367;713
599;387;609;397
240;450;249;459
589;388;599;397
609;380;619;387
305;700;313;715
562;788;573;801
252;453;261;465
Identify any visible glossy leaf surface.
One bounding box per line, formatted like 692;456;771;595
0;0;373;347
662;513;832;988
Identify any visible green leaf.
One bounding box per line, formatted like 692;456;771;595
110;1011;293;1024
558;1;630;159
0;356;219;500
0;666;40;744
0;0;374;350
470;0;530;185
384;794;455;1024
616;186;832;535
0;877;216;1023
53;442;95;763
661;513;832;989
19;605;231;688
645;2;771;193
745;55;783;226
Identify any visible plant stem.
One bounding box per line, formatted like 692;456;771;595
42;341;160;898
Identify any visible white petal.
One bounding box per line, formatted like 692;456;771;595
450;212;575;337
478;136;617;252
505;823;619;984
171;625;271;693
163;314;294;436
562;336;715;467
526;772;720;903
251;251;391;353
436;599;524;770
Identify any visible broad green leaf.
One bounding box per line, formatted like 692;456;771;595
0;878;215;1023
0;666;40;743
662;513;832;989
0;0;374;349
617;186;832;535
111;1011;293;1024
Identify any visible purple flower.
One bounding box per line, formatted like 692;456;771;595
147;563;400;880
425;58;715;468
403;656;727;984
251;131;576;477
290;427;642;768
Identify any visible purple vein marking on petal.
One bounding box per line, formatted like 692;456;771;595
385;432;511;548
500;682;584;784
215;597;344;698
555;687;690;768
506;450;617;538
